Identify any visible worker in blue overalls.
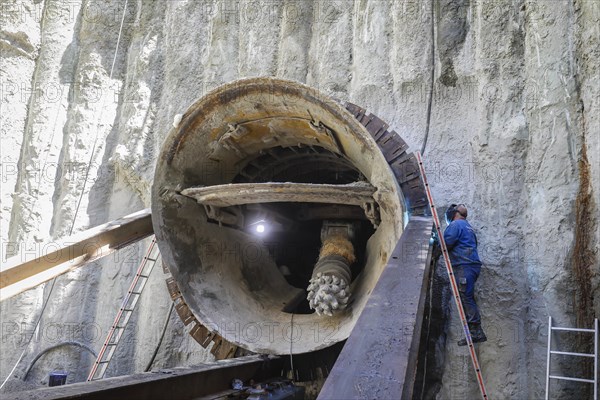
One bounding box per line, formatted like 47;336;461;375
444;204;487;346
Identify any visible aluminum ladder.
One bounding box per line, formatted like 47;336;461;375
416;152;489;400
87;237;160;381
545;316;598;399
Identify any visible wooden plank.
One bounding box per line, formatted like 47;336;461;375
317;216;433;400
181;182;375;208
0;209;153;301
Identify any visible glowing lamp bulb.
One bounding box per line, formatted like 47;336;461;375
256;224;265;233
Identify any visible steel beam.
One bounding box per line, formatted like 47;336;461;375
1;209;153;301
181;182;375;207
317;216;433;399
5;356;283;400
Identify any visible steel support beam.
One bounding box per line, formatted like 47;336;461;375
181;182;375;207
317;216;433;399
5;356;283;400
1;209;153;301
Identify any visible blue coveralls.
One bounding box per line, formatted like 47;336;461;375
443;219;482;325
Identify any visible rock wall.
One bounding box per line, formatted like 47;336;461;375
1;1;598;398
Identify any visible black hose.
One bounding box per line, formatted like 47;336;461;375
421;0;436;156
22;341;97;381
0;278;58;391
144;302;175;372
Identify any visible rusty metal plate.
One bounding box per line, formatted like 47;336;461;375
174;300;194;326
165;277;181;300
345;102;428;216
210;335;238;360
190;322;216;349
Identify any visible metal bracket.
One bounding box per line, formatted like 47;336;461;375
361;201;381;228
203;204;244;228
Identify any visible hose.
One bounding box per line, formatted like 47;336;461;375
144;302;175;372
22;341;97;381
420;0;436;156
0;278;57;391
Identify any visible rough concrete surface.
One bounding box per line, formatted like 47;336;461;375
0;1;598;399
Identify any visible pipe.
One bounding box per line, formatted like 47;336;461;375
145;302;175;372
152;77;405;355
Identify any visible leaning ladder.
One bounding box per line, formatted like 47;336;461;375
545;316;598;399
416;151;489;400
87;237;160;381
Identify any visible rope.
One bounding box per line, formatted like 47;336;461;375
0;0;131;390
420;0;436;156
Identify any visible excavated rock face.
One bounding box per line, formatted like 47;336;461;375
1;1;598;398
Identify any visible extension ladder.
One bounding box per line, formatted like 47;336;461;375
87;237;160;381
545;316;598;399
416;151;489;399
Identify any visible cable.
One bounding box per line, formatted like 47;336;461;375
0;278;56;391
69;0;129;235
420;0;436;156
22;341;97;381
289;313;295;381
144;302;175;372
0;0;131;390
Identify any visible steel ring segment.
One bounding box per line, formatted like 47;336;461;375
153;78;425;359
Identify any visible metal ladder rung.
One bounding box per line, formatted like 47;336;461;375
415;152;488;400
546;316;598;400
550;350;594;358
548;375;595;384
551;326;595;333
88;237;160;382
117;317;131;328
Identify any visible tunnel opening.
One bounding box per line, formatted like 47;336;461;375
232;145;363;184
239;205;376;315
231;145;376;314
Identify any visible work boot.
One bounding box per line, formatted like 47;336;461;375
457;325;487;346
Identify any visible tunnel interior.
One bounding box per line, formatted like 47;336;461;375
231;145;376;315
152;78;405;354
